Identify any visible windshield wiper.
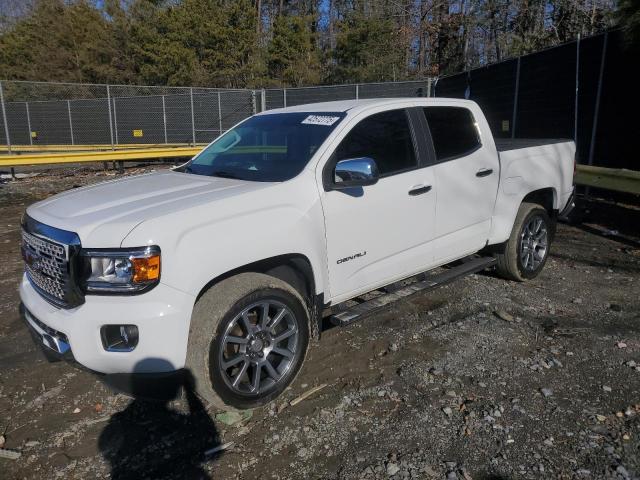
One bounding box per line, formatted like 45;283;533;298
211;170;242;180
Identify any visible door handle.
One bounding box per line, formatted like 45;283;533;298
476;168;493;177
408;185;432;196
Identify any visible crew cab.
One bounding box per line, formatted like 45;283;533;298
19;98;575;409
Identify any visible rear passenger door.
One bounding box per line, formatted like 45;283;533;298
421;106;500;263
320;108;436;303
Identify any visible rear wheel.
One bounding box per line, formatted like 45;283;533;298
186;273;309;410
494;202;552;281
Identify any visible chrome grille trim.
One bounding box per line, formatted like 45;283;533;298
21;215;84;309
22;230;68;301
23;306;71;355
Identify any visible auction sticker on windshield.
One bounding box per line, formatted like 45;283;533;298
301;115;341;126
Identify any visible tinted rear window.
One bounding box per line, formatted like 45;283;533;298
423;107;481;161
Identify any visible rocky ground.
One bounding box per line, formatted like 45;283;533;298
0;166;639;479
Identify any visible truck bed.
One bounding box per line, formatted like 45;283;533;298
495;138;572;152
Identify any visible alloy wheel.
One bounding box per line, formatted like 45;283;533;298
218;300;299;396
519;215;548;271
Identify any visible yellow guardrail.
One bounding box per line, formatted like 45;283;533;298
0;145;292;167
0;146;202;166
0;143;207;152
575;165;640;195
1;147;638;196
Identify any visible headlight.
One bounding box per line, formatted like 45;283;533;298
81;246;161;294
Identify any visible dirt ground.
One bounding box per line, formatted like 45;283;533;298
1;166;639;480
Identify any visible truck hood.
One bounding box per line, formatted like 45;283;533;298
26;170;274;247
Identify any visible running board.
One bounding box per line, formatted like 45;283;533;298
330;256;497;327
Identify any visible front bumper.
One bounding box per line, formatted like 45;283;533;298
19;274;196;375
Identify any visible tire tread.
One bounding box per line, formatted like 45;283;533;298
186;272;308;410
494;202;549;282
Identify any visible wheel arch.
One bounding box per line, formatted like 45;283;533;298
522;187;557;214
489;186;559;245
195;254;323;339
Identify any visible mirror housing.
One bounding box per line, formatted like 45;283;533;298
333;157;379;188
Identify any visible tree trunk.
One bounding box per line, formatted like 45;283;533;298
256;0;261;36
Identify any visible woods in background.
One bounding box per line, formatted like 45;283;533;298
0;0;622;88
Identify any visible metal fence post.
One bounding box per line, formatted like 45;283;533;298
112;97;119;145
217;91;223;135
283;88;287;108
25;102;33;146
0;80;12;155
251;90;257;114
588;32;608;168
511;57;521;139
106;85;114;150
67;100;75;145
355;84;359;100
261;88;266;111
162;95;168;144
574;33;581;147
189;87;196;145
427;78;432;97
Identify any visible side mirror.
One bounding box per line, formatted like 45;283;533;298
333;157;379;188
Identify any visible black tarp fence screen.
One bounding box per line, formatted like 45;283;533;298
433;30;635;171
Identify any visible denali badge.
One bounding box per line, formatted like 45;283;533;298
337;251;367;264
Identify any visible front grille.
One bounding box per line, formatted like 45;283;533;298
22;229;69;304
21;215;84;309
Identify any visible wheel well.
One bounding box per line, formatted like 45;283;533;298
196;254;317;304
522;188;556;214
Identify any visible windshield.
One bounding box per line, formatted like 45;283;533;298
183;112;345;182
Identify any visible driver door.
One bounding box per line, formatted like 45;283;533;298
319;108;437;303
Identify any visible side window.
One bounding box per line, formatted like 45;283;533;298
423;107;481;162
334;109;417;176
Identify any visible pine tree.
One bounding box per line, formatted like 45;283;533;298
267;14;321;86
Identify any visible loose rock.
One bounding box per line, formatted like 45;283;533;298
386;462;400;476
494;310;514;322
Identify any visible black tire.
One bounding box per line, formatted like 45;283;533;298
494;202;552;282
186;272;309;410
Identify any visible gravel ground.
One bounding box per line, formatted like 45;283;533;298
1;166;639;479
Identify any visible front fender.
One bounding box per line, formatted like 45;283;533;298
121;174;328;299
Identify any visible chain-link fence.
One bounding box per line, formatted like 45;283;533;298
261;79;432;110
0;81;256;152
0;79;433;155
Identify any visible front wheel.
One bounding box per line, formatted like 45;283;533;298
494;202;552;281
186;273;309;410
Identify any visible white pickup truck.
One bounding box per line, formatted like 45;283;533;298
19;98;575;409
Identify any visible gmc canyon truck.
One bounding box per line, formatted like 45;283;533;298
19;98;575;409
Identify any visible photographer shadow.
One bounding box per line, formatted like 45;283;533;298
98;359;220;480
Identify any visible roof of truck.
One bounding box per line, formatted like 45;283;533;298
258;97;474;115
